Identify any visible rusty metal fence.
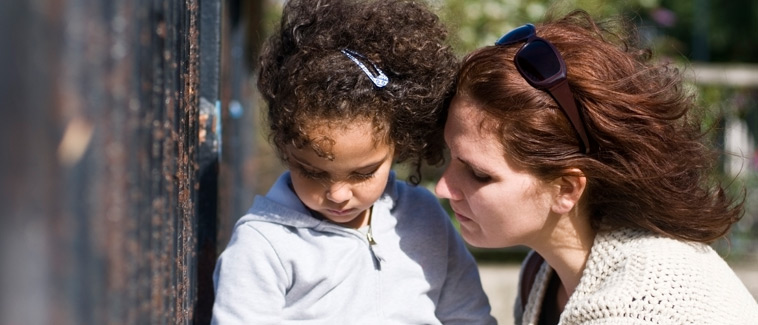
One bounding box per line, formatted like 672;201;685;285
0;0;262;324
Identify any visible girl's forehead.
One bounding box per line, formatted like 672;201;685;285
304;116;387;140
302;114;373;130
297;119;392;161
288;120;394;171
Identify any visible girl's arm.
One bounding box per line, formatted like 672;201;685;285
211;224;287;325
435;214;497;325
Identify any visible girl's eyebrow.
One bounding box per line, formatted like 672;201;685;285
352;152;392;172
356;160;384;173
288;155;322;171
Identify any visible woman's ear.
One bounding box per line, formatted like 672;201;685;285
550;168;587;215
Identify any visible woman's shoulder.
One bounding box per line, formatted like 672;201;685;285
564;228;758;324
595;228;716;260
591;228;733;275
588;228;741;290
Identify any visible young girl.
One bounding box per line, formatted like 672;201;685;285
211;0;496;324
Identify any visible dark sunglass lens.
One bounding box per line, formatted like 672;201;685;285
516;40;561;81
495;24;535;45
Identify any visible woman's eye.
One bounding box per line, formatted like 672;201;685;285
470;169;491;183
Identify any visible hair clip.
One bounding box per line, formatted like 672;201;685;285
340;49;389;88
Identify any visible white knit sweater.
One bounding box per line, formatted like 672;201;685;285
515;228;758;325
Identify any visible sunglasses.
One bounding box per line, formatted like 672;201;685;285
496;23;593;154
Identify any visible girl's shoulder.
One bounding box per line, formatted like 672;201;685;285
380;179;452;227
385;173;440;201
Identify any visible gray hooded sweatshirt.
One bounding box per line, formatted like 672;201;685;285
212;171;496;325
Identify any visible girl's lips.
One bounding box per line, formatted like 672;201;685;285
327;208;355;216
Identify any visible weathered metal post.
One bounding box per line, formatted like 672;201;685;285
0;0;224;323
196;0;222;322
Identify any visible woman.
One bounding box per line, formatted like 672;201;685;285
435;10;758;324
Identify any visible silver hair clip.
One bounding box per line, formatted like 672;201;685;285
340;49;389;88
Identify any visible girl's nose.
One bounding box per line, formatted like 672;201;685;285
326;182;352;203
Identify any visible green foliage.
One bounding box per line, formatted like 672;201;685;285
439;0;661;55
658;0;758;63
694;84;758;261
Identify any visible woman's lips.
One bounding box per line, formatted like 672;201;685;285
452;208;473;223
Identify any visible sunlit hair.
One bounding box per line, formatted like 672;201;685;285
258;0;457;183
453;10;744;243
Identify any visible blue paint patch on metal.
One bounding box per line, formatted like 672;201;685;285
229;100;244;119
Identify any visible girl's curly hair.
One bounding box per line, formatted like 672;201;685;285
455;10;744;243
258;0;457;183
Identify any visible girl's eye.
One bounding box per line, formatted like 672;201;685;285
350;172;375;182
349;165;382;182
296;165;329;180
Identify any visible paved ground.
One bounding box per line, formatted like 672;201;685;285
478;264;520;325
478;262;758;325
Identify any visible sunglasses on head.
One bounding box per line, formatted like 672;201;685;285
496;23;593;154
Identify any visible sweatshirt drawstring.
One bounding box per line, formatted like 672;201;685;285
366;206;376;245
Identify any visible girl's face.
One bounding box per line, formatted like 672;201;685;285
435;94;557;248
286;120;394;229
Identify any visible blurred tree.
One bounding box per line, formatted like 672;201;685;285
656;0;758;63
440;0;661;55
440;0;758;64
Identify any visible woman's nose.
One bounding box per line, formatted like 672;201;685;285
435;167;456;200
326;181;352;203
